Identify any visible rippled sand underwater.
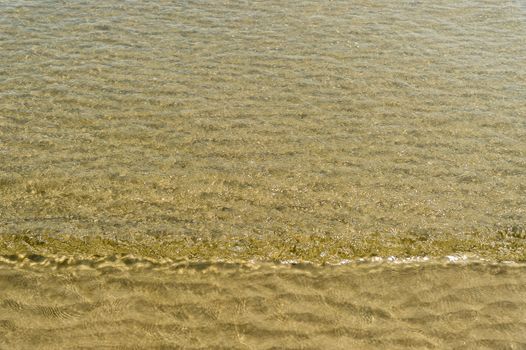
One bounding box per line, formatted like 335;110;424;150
1;0;526;348
1;256;526;349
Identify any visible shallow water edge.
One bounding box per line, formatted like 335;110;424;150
1;229;524;265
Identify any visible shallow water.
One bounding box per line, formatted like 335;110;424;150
1;257;526;349
1;0;526;347
1;0;525;251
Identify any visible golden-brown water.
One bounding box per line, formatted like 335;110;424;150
1;0;526;347
1;256;526;349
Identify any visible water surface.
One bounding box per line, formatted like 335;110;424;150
1;256;526;349
0;0;525;347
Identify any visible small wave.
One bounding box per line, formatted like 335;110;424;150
1;252;524;273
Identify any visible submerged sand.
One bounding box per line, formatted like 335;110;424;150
1;0;526;347
1;256;525;349
1;0;525;258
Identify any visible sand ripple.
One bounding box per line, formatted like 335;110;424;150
1;257;525;349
